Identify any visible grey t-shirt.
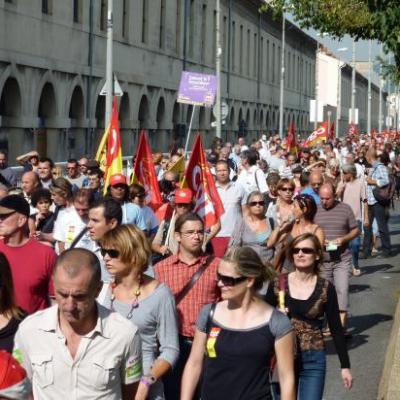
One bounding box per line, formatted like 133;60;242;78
196;303;293;340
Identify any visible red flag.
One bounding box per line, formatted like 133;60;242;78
287;121;298;156
103;97;123;195
348;123;358;136
329;122;335;140
131;130;163;210
181;133;224;228
304;122;328;148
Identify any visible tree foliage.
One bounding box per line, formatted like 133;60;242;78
261;0;400;83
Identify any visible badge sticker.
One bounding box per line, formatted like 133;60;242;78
125;355;142;380
206;327;221;358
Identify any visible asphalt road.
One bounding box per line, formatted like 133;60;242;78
323;202;400;400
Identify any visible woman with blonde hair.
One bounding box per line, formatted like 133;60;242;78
98;224;179;400
266;233;352;400
181;246;295;400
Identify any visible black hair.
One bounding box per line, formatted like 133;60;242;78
39;157;55;168
31;188;52;207
89;198;122;225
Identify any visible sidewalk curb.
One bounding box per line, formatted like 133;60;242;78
378;295;400;399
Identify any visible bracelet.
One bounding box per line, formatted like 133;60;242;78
140;374;157;387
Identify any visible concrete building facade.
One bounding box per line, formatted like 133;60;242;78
0;0;320;162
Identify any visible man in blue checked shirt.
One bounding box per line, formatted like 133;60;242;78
363;148;393;258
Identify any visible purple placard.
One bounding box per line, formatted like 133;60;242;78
177;71;218;107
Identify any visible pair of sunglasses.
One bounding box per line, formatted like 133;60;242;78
292;247;315;255
217;272;247;287
100;248;120;258
248;201;265;207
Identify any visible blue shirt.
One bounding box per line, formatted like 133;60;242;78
122;203;147;231
301;187;321;205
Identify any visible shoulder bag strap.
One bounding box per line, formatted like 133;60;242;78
175;256;215;305
205;303;217;334
69;227;89;249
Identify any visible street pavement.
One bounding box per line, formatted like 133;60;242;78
323;202;400;400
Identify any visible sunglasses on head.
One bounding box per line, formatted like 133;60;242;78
100;248;120;258
248;201;265;207
292;247;315;255
217;272;247;287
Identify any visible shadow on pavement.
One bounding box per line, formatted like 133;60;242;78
349;284;371;293
325;313;393;353
359;263;396;275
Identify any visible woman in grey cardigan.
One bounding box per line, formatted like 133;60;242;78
98;224;179;400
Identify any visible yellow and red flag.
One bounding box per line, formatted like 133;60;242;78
286;121;298;156
181;133;224;228
131;130;163;210
167;155;186;183
304;122;328;148
102;97;123;195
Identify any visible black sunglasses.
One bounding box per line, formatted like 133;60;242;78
100;248;120;258
292;247;315;255
217;272;247;287
248;201;265;207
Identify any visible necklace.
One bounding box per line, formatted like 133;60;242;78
110;276;143;319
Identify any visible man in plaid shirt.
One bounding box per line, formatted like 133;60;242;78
363;148;393;258
155;212;220;400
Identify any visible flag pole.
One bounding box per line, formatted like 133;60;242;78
164;210;176;248
184;105;196;158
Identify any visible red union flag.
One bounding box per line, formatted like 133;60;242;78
287;121;298;156
131;130;163;210
103;97;123;194
304;122;328;148
181;133;224;228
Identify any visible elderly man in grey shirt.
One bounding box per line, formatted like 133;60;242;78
211;160;247;257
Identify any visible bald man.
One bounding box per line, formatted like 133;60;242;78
315;183;360;331
301;170;323;205
14;248;142;400
21;171;41;214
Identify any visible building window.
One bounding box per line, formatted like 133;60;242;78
231;21;236;71
159;0;166;48
122;0;129;39
272;43;275;83
287;51;291;88
212;9;216;65
247;29;250;76
222;16;227;68
73;0;82;23
188;0;195;58
200;4;207;63
141;0;148;44
5;0;14;3
100;0;107;31
260;37;264;81
253;33;257;78
42;0;52;15
176;0;181;54
239;25;243;74
266;40;270;82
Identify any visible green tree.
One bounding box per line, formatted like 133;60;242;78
261;0;400;83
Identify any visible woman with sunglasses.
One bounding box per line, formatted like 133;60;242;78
265;233;353;400
229;191;274;263
99;224;179;400
181;247;295;400
129;183;159;241
267;178;295;227
268;194;325;272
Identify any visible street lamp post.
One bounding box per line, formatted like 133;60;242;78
379;43;383;133
336;61;345;138
367;40;372;134
105;0;113;127
350;39;356;124
215;0;222;138
278;13;286;139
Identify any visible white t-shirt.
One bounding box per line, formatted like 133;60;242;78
53;207;91;253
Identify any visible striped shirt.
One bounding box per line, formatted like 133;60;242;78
315;201;358;248
367;161;390;205
154;254;220;338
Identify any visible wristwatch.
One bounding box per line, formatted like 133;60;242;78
140;374;157;387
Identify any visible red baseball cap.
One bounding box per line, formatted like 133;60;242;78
109;173;127;186
175;188;193;204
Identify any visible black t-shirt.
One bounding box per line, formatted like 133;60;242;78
0;311;26;353
196;304;292;400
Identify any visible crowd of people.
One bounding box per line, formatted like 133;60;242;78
0;131;396;399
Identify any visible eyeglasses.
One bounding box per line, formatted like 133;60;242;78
0;211;16;221
176;203;190;208
217;272;247;287
179;230;204;237
66;167;76;170
136;193;146;198
248;201;265;207
111;184;126;190
100;248;120;258
280;187;294;192
292;247;315;255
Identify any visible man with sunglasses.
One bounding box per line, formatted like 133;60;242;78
154;212;220;400
0;195;56;314
65;158;87;189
